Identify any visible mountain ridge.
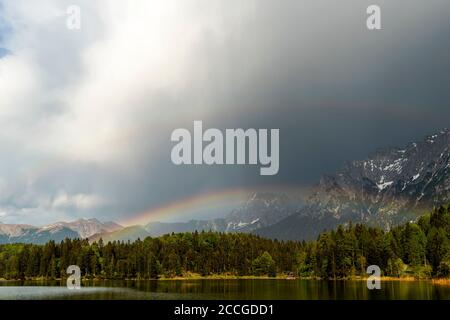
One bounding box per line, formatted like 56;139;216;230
0;218;123;244
256;128;450;240
2;128;448;244
88;192;300;242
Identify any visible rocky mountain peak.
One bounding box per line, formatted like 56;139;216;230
225;192;296;232
256;129;450;241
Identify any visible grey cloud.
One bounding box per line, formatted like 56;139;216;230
0;0;449;224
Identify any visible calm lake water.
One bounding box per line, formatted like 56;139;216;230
0;279;450;300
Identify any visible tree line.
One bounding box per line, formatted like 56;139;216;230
0;204;449;280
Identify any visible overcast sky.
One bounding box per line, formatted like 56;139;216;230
0;0;449;225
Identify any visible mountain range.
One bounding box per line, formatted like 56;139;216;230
89;192;298;242
256;128;450;240
0;218;122;244
1;129;449;243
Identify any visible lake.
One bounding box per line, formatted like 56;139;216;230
1;279;450;300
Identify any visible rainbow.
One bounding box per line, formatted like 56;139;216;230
119;188;250;226
119;185;306;227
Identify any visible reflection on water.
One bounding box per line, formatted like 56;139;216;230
0;279;450;300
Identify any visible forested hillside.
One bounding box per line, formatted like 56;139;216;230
1;205;449;280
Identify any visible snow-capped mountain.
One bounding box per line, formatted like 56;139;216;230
224;192;295;232
152;192;297;234
1;193;296;244
42;218;122;239
0;218;123;244
256;129;450;240
142;192;297;236
0;223;35;238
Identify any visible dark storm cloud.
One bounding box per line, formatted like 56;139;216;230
1;0;449;224
138;0;450;195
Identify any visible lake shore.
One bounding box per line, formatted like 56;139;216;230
1;273;450;284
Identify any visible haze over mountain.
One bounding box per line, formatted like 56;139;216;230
90;192;300;242
89;225;151;243
256;128;450;240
